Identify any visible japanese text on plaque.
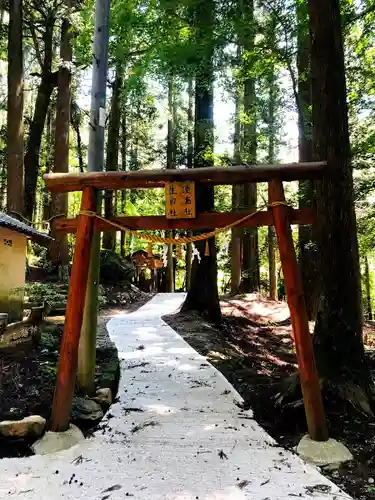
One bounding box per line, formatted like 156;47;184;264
165;181;196;219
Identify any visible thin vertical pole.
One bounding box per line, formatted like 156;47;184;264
87;0;110;170
50;187;97;432
269;178;328;442
78;0;111;393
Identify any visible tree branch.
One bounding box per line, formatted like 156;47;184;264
29;22;43;69
344;3;375;26
257;1;303;125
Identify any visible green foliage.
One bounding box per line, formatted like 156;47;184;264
100;249;135;284
72;0;96;68
345;8;375;270
22;283;68;305
19;282;107;308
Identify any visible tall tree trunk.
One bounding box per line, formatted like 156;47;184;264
120;114;127;257
240;0;259;293
7;0;24;216
187;78;193;169
42;107;54;222
231;52;242;294
49;17;72;271
103;65;123;250
71;100;84;172
171;84;178;290
0;165;6;209
297;0;319;320
364;255;373;321
166;75;175;292
308;0;374;411
181;0;221;324
186;77;194;290
24;15;57;221
267;45;277;301
172;79;178;168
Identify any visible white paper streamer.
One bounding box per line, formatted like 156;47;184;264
163;244;168;267
191;242;201;263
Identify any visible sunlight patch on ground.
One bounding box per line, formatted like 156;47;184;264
167;347;196;355
207;350;231;360
118;345;164;359
144;404;179;415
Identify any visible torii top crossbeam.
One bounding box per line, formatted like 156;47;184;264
44;162;327;193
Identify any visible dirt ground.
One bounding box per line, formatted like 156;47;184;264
164;294;375;500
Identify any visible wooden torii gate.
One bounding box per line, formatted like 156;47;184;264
44;161;328;442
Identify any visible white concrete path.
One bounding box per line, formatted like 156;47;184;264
0;293;351;499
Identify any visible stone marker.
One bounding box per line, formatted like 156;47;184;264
92;388;113;407
71;397;103;424
0;415;46;438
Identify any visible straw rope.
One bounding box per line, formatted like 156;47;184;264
79;201;289;253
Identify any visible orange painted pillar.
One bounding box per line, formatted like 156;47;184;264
50;187;97;432
269;178;328;442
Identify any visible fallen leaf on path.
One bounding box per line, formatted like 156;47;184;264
102;484;122;493
237;480;251;489
131;420;159;433
218;449;228;460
